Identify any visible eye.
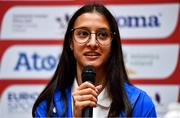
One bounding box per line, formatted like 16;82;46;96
97;31;109;40
75;29;89;38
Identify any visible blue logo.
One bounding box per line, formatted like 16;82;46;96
115;14;161;28
56;13;161;29
14;52;60;71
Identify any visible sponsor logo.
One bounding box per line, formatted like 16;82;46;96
136;85;179;117
108;3;179;39
115;14;160;28
123;44;179;79
14;52;59;71
0;85;45;117
0;6;78;39
7;92;38;112
0;45;62;79
0;4;179;39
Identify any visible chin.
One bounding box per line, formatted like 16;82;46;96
83;63;100;69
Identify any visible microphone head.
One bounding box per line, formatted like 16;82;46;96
82;66;96;84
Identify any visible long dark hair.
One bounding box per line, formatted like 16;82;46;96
32;3;132;117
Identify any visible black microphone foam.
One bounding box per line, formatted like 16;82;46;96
82;66;96;117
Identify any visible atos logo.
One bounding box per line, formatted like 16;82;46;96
14;52;60;71
0;45;62;78
7;92;39;112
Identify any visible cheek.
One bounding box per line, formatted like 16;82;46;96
72;43;84;61
101;46;111;63
102;45;111;55
73;46;87;68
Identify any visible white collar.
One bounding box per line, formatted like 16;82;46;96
97;84;111;108
71;79;112;108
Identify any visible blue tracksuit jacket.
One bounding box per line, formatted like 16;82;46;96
34;83;157;117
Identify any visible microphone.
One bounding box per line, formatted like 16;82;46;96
81;66;96;117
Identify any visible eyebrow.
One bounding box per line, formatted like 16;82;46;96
73;27;110;31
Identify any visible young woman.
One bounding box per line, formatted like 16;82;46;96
32;3;156;117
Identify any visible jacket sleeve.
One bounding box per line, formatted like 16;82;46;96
132;91;157;117
34;100;47;117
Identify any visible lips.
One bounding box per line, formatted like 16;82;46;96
84;52;100;57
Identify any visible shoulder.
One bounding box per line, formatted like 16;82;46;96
34;89;62;117
34;87;72;117
124;83;157;117
34;97;48;117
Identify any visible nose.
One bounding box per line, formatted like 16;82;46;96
87;33;98;47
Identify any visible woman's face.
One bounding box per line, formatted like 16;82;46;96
71;12;112;70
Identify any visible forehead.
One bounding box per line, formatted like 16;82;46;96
74;12;110;30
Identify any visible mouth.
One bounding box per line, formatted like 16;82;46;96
84;52;100;58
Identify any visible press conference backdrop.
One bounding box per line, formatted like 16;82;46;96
0;0;179;117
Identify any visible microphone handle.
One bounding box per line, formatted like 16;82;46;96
81;66;96;117
82;106;93;117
